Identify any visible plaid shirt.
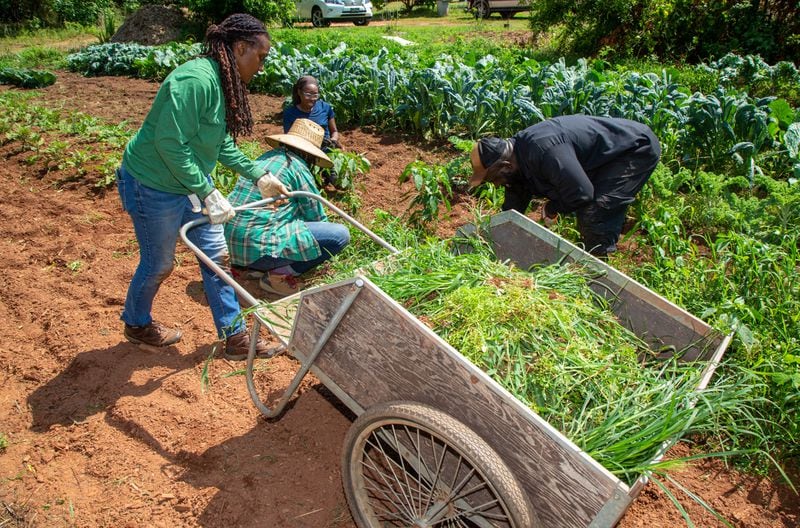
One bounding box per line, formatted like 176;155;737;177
225;148;326;267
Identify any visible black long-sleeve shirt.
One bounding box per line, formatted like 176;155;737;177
502;115;660;214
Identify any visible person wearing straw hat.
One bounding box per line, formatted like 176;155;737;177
225;118;350;296
469;115;660;257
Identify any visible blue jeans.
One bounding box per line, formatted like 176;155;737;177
248;222;350;274
117;166;244;338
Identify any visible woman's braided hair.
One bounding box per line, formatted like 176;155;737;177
204;13;269;142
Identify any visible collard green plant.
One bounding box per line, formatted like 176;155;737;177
133;42;203;81
0;67;56;88
67;41;800;180
66;42;152;76
785;122;800;178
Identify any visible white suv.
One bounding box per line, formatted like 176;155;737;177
296;0;373;27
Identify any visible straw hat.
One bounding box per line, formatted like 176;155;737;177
266;118;333;168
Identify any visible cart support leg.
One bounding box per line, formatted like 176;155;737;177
246;280;365;418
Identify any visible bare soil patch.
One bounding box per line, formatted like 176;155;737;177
0;72;797;527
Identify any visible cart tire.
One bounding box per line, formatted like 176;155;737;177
342;401;538;528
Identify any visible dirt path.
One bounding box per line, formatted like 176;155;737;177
0;72;797;527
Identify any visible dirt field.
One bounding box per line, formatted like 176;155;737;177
0;72;797;527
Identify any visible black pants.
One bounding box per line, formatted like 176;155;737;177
577;133;660;256
576;202;629;257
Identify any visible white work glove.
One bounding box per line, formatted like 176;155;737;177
203;189;235;224
257;172;289;200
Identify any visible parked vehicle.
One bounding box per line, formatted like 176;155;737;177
469;0;529;19
296;0;373;27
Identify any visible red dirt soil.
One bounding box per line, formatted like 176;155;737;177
0;72;797;527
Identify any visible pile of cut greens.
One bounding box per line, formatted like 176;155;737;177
312;216;767;485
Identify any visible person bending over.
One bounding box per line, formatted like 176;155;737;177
469;115;661;257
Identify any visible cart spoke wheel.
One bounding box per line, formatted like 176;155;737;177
343;402;537;528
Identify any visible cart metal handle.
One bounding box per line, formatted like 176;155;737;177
248;280;364;417
179;191;399;309
178;190;396;418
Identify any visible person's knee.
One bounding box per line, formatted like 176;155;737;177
322;224;350;255
336;225;350;250
150;259;175;282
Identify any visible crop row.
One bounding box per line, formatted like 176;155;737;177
65;42;800;181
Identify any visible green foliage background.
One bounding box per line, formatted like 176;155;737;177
183;0;296;25
530;0;800;63
0;0;113;26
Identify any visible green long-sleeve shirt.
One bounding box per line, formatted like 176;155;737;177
122;57;263;199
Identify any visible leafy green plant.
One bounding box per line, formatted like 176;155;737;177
58;148;94;176
326;149;370;191
212;140;263;195
96;8;115;44
0;91;133;186
785;122;800;178
66;42;152;77
0;66;56;88
133;42;202;81
399;160;453;228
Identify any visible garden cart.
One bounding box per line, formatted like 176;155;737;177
179;193;731;528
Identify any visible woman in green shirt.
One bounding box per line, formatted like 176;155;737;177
117;13;287;360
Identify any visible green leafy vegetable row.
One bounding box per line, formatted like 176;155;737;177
65;42;800;180
0;66;56;88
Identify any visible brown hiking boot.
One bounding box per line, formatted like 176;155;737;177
124;321;182;347
222;331;281;361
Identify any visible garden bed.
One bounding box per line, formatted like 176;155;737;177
0;72;797;527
